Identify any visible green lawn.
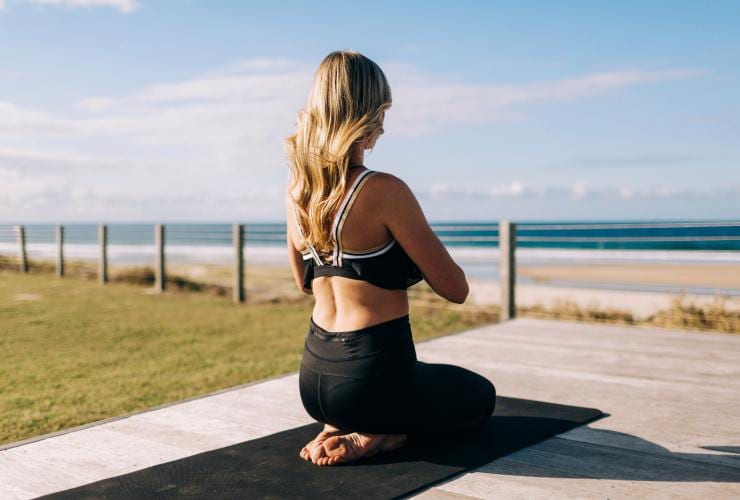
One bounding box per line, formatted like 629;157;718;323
0;271;495;446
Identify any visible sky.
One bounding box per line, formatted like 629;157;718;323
0;0;738;223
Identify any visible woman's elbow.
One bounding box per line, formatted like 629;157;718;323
449;281;469;304
440;266;469;304
294;277;313;295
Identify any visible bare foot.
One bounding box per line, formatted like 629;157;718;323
299;424;349;461
310;432;407;466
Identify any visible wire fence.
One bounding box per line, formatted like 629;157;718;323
1;220;738;331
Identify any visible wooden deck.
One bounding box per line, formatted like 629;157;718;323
1;318;739;499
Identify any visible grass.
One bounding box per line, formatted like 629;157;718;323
520;295;740;333
3;255;735;447
0;271;496;447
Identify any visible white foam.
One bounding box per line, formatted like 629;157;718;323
1;242;739;267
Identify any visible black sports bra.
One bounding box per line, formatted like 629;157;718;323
292;167;424;290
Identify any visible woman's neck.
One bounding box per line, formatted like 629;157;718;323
348;143;364;166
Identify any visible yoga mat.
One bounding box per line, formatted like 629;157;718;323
40;396;604;499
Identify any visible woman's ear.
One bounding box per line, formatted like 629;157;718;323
351;138;366;153
363;131;380;150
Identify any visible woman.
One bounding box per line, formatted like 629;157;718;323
284;50;496;467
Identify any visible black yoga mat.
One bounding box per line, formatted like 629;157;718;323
41;396;604;499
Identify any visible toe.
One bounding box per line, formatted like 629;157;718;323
310;444;328;464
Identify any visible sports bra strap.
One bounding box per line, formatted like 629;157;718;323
292;166;378;268
291;200;323;266
332;168;378;266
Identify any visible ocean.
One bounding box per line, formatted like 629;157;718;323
1;221;739;295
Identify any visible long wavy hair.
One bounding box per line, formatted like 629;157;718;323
285;50;391;260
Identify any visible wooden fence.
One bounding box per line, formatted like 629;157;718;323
7;222;519;318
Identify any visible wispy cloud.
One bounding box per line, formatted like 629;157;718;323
388;67;707;135
0;58;709;220
566;153;701;168
7;0;139;13
0;147;127;172
0;101;68;136
3;61;708;146
421;180;738;202
0;164;282;220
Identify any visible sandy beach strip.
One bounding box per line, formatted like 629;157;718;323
518;262;740;289
8;257;739;319
163;261;739;319
467;279;740;320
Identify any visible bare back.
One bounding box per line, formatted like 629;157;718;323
286;167;468;332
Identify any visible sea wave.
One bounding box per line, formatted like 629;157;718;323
2;242;739;267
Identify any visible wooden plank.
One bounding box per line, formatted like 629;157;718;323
559;426;740;470
0;450;97;498
414;488;482;500
430;437;740;499
0;482;34;500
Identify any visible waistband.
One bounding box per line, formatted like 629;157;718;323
302;314;417;378
309;313;411;338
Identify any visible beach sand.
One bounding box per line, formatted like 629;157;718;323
518;262;740;289
467;279;739;320
163;261;739;319
15;255;737;318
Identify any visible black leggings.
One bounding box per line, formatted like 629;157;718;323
299;313;496;442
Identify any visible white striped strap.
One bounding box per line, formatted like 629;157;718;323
291;200;323;266
332;168;378;266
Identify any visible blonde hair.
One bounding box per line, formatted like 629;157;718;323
285;50;391;260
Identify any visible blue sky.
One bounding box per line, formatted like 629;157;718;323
0;0;738;222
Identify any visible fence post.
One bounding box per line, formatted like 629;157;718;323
98;224;108;284
56;225;65;277
233;223;245;304
155;224;166;293
499;220;516;321
16;225;28;273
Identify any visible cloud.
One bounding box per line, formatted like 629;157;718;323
567;153;701;168
0;101;69;136
12;0;139;13
0;164;283;221
570;181;588;200
5;61;707;149
419;180;739;202
0;58;710;220
0;147;127;172
424;180;554;200
386;67;707;135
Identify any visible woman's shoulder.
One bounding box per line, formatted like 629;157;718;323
365;169;417;206
366;169;410;193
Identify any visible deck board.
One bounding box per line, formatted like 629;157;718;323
1;318;739;499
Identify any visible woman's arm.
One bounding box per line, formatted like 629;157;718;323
285;193;313;295
378;174;469;304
